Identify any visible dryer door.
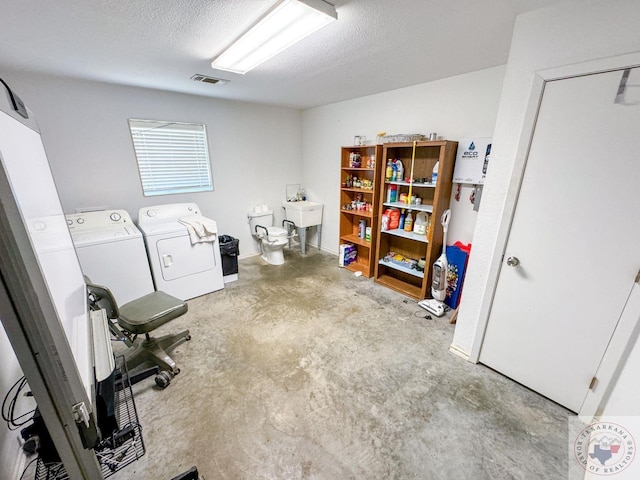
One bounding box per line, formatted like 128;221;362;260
156;236;215;281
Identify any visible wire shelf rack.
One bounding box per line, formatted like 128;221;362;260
34;355;145;479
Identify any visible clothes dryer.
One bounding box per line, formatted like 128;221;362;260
66;209;154;305
137;203;224;300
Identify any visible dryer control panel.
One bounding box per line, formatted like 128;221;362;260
138;203;201;225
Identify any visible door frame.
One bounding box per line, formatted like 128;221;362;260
0;88;103;477
468;52;640;417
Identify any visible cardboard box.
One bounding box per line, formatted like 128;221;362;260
452;137;492;184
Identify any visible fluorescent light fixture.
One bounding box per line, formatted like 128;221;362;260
211;0;337;75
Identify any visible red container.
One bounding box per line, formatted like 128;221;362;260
387;208;401;230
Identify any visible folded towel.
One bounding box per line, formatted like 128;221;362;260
179;215;218;244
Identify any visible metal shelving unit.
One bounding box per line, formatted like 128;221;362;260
34;356;145;479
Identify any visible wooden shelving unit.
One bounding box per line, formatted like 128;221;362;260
339;145;382;277
374;141;457;299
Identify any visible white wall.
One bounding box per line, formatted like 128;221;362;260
1;72;303;257
301;66;506;254
452;0;640;360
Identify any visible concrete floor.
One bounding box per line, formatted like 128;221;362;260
111;247;571;480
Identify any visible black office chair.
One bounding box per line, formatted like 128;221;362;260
85;278;190;388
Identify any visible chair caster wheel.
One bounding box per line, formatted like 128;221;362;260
155;371;172;389
185;335;192;341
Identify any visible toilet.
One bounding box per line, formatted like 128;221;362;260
247;207;289;265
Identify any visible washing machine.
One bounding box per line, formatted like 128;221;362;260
66;209;155;305
137;202;224;300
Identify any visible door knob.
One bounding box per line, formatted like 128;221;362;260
506;256;520;267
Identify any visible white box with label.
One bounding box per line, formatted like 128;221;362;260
453;137;492;184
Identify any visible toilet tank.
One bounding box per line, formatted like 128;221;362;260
248;210;274;233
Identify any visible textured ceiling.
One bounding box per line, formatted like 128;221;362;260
0;0;565;109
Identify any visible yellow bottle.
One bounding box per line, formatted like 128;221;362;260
404;210;413;232
385;159;393;181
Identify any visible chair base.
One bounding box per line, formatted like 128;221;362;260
125;329;191;375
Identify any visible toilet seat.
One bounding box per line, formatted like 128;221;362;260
267;226;287;236
260;226;286;244
247;208;288;265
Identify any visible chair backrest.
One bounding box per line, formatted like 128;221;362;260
84;276;120;320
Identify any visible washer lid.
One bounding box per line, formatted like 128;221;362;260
71;226;141;246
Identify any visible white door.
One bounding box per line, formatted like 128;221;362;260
479;67;640;413
157;235;215;281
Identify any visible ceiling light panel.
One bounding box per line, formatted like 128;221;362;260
211;0;337;75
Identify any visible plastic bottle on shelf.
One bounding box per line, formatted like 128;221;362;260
392;162;398;181
432;161;439;184
413;211;428;235
404;210;413;232
396;160;404;182
358;220;366;238
385;159;393;181
398;209;406;230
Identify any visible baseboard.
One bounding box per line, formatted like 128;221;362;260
238;251;261;260
320;246;338;256
223;273;238;283
448;343;471;361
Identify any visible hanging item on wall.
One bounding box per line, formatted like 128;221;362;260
452;137;492;185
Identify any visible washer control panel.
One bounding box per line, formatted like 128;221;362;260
66;209;133;232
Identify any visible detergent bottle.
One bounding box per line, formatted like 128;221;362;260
404;210;413;232
396;160;404;182
432;161;439;184
385;159;393;181
398;209;406;230
413;211;428;235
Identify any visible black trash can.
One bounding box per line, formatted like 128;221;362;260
219;235;239;283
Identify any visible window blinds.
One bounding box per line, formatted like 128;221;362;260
128;119;213;196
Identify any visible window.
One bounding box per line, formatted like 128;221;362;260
128;119;213;196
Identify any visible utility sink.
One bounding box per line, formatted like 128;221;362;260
282;201;323;228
